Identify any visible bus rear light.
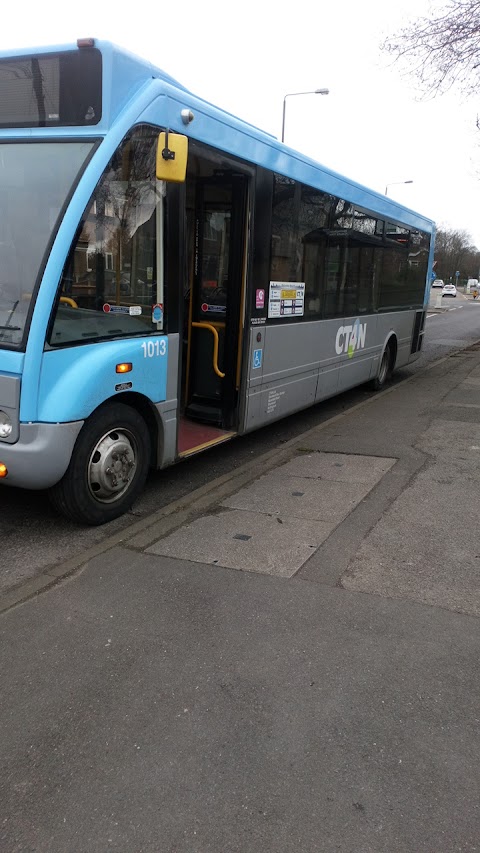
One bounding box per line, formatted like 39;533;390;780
116;363;132;374
77;38;95;48
0;463;7;478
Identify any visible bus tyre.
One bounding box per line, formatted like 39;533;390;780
371;342;393;391
49;403;151;526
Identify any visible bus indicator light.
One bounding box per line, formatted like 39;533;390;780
0;463;7;478
116;363;132;374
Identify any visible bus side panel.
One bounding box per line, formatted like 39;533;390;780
37;337;169;422
375;310;418;370
242;309;420;433
243;320;341;432
336;315;378;394
244;323;317;430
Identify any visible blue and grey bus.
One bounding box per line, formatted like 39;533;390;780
0;38;435;524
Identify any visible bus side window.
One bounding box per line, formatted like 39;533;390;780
269;176;333;320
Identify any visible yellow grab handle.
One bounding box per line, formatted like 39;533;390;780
191;322;225;378
60;296;78;308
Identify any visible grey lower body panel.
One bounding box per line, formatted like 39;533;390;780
243;311;419;433
155;399;178;467
0;421;83;489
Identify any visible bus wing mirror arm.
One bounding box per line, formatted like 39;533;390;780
156;131;188;182
161;129;175;161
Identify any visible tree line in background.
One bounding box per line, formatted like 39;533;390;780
434;226;480;282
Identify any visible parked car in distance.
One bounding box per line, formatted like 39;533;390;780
431;278;444;288
442;283;457;297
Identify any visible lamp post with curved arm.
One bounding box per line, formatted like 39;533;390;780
281;89;329;143
385;180;413;196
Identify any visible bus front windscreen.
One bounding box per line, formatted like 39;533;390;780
0;140;96;348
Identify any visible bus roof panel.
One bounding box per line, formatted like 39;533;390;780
139;84;434;234
0;39;434;233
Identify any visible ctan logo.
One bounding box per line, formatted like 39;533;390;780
335;319;367;359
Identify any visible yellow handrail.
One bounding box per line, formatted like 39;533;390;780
191;322;225;378
60;296;78;308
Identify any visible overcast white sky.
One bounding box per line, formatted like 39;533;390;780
3;0;479;248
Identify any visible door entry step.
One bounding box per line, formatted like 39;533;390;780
184;398;223;426
178;417;236;457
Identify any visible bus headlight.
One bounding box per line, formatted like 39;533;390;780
0;411;13;438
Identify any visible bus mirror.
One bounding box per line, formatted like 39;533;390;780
156;132;188;182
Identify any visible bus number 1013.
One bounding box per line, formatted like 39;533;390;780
141;339;167;358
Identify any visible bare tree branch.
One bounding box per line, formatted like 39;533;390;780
383;1;480;97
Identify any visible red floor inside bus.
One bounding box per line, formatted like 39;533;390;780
177;417;235;457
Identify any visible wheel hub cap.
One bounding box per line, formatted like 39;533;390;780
87;429;137;503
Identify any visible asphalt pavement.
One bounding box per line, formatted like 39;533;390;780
2;333;480;851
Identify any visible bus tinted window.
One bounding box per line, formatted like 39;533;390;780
270;175;298;283
0;49;102;128
378;226;427;310
268;176;429;320
49;126;163;347
270;175;333;318
350;210;382;316
324;201;353;318
300;187;332;316
407;231;430;301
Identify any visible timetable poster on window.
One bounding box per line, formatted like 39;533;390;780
268;281;305;318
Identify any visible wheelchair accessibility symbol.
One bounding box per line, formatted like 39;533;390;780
253;349;263;369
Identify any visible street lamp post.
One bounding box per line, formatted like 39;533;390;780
281;89;329;143
385;180;413;196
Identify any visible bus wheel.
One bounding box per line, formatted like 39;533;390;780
49;403;151;525
371;342;393;391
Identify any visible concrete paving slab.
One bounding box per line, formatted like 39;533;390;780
272;451;396;483
418;419;480;459
436;405;480;424
146;509;335;577
342;418;480;617
221;473;373;522
146;453;396;578
461;375;480;387
444;385;480;407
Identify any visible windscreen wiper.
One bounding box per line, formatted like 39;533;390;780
0;298;21;334
4;299;19;327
